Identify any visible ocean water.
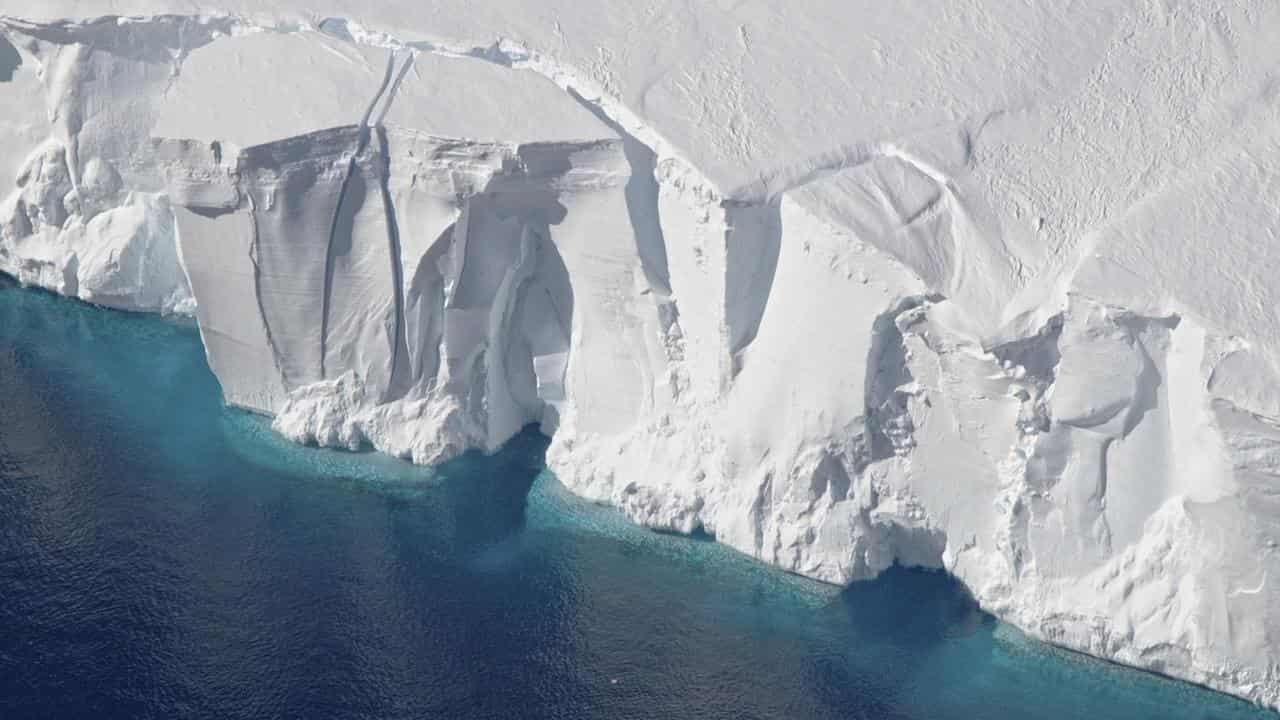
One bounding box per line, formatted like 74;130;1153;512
0;278;1271;720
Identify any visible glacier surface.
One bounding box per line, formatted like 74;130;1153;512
3;1;1280;708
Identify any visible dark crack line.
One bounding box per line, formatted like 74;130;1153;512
321;52;397;379
373;52;415;127
320;152;360;380
376;126;409;402
246;194;289;395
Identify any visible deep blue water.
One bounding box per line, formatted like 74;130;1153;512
0;277;1272;720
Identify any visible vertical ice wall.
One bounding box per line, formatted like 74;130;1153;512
160;129;643;464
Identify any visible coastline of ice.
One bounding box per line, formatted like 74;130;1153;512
4;5;1280;708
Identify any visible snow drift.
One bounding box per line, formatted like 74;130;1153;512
3;3;1280;708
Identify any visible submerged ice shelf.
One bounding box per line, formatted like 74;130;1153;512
3;3;1280;710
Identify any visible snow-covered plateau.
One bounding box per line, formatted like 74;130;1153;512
4;1;1280;708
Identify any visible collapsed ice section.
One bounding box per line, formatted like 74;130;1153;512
161;127;635;463
4;7;1280;710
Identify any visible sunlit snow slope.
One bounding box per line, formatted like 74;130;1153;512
3;2;1280;708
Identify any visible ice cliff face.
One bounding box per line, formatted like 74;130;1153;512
4;3;1280;709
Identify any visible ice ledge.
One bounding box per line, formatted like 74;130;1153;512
4;8;1280;711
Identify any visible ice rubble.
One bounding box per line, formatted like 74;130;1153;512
4;3;1280;708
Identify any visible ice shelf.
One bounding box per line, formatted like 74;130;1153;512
4;4;1280;708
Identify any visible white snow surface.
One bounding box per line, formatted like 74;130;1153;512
4;2;1280;708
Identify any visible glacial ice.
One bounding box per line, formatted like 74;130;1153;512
4;2;1280;709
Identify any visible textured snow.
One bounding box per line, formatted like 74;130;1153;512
4;2;1280;709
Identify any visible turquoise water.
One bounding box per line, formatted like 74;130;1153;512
0;277;1271;720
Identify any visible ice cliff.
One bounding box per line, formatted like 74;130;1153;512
4;2;1280;709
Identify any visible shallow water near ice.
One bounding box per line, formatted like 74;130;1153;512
0;278;1270;720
